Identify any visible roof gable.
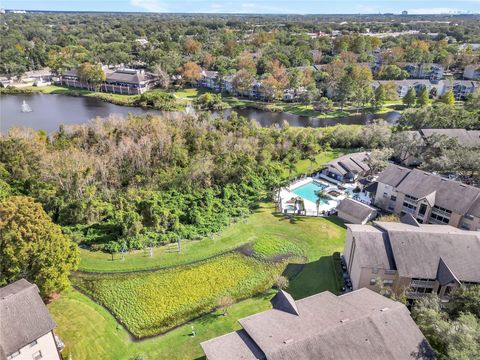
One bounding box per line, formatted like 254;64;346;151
271;290;299;316
0;279;56;356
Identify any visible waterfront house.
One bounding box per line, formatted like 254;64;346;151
60;68;158;95
344;218;480;301
372;164;480;230
372;79;478;100
0;279;62;360
201;288;435;360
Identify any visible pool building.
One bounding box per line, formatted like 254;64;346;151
278;152;375;217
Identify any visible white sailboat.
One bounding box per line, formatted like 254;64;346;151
21;100;32;113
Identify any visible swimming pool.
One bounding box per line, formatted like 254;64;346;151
291;181;328;203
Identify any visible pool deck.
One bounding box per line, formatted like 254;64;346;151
279;176;372;217
280;177;344;216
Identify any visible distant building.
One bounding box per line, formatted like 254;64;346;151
418;129;480;148
400;63;444;80
372;79;478;100
135;38;149;47
344;219;480;301
201;288;435;360
402;10;408;15
0;279;62;360
463;65;480;80
59;68;159;95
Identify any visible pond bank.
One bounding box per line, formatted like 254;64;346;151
2;85;402;120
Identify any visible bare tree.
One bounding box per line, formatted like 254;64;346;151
218;295;234;316
153;64;171;89
274;275;289;290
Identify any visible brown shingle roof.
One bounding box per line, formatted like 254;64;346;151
337;198;376;223
376;164;480;215
201;330;265;360
375;222;480;282
326;152;371;176
202;289;435;360
420;129;480;148
345;224;396;270
0;279;56;358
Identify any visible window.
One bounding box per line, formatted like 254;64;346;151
433;205;452;214
383;192;388;198
405;194;417;202
384;270;396;275
461;223;471;230
390;195;397;201
32;351;42;360
430;212;450;224
402;202;416;210
464;214;474;220
419;203;427;216
7;352;20;360
370;278;377;285
411;286;434;294
383;280;393;286
29;340;38;348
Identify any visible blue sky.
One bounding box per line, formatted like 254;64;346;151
3;0;480;14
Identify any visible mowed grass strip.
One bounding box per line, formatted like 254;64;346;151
72;253;284;337
78;202;346;272
252;235;303;260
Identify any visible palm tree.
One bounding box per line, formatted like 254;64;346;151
315;190;329;216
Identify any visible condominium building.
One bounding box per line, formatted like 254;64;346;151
344;219;480;301
373;164;480;231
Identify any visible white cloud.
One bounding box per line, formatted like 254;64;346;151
130;0;167;12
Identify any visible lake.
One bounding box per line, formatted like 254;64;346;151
0;93;400;133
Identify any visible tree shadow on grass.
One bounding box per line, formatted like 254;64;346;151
272;213;307;224
323;216;347;229
283;255;341;300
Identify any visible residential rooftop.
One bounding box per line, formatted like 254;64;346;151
201;288;435;360
0;279;57;359
376;164;480;216
347;221;480;282
325;152;370;176
336;198;376;223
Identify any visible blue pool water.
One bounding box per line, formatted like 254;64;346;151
291;181;328;203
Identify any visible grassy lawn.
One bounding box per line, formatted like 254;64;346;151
79;201;345;272
20;85;135;100
280;149;350;178
72;253;285;337
51;206;346;359
49;287;275;360
173;87;202;99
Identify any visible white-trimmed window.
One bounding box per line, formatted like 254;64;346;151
7;351;20;360
29;340;38;348
32;351;42;360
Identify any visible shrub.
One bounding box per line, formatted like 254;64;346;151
194;93;228;111
136;91;182;111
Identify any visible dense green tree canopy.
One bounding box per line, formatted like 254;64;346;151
0;196;79;297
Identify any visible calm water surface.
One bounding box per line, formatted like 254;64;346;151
0;93;400;133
